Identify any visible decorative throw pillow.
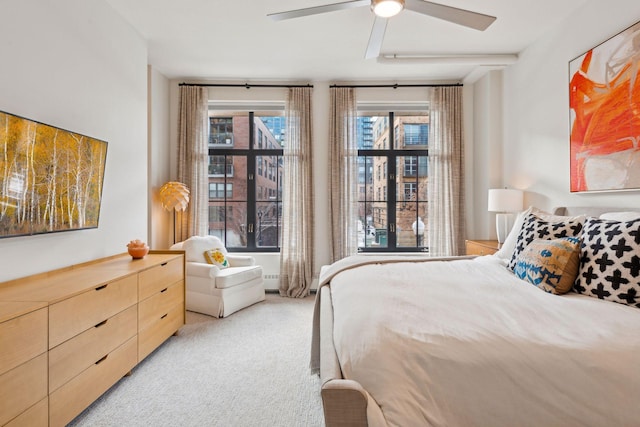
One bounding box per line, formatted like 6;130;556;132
204;249;230;269
574;217;640;308
507;212;585;271
513;237;580;294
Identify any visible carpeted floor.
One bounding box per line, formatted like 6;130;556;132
69;294;324;427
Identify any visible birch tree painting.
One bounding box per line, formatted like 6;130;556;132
0;111;107;237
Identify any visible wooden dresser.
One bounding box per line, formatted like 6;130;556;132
0;251;185;427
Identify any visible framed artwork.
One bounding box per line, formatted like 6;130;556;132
0;111;107;238
569;20;640;192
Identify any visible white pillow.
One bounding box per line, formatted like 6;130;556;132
599;211;640;222
183;236;227;263
494;207;531;260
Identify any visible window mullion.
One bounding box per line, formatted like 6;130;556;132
387;113;397;249
246;112;256;250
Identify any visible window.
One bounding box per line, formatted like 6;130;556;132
209;118;233;146
356;110;429;252
209;155;233;176
209;183;232;199
208;112;284;251
403;123;428;146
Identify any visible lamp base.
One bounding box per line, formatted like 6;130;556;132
495;213;514;244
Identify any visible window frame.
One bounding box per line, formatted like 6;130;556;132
357;109;429;253
208;110;284;253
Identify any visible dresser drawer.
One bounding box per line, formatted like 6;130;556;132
139;303;184;361
0;353;48;426
4;397;47;427
138;280;184;331
49;336;138;427
49;274;138;348
0;307;47;376
49;304;137;392
139;257;184;301
465;240;500;256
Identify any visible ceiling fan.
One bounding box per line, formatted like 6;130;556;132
268;0;496;59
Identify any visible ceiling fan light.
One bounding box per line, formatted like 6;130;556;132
371;0;404;18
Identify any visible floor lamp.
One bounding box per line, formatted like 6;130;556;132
159;182;190;244
488;188;523;244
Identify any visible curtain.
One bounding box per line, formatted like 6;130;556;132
279;87;314;298
328;87;358;263
427;86;466;256
176;85;209;241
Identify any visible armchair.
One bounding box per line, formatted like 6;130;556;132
170;236;265;318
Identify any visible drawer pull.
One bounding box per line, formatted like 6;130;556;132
161;262;168;266
160;288;168;293
95;319;108;328
95;284;108;291
95;354;108;365
160;313;168;320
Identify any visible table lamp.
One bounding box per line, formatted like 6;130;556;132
488;188;523;244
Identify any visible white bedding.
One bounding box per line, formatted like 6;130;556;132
328;255;640;427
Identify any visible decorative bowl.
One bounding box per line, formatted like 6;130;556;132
127;239;149;259
128;245;149;259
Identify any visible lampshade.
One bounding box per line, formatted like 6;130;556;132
488;189;523;213
159;182;190;212
371;0;405;17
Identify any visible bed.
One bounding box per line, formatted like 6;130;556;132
311;207;640;427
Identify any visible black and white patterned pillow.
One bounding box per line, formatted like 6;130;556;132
574;217;640;308
507;213;584;271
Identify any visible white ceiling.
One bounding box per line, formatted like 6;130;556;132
104;0;589;82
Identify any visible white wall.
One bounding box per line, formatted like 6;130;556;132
148;66;172;249
502;0;640;213
0;0;148;282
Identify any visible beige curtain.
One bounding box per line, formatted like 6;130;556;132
279;87;314;298
328;87;358;263
177;85;209;241
427;86;465;256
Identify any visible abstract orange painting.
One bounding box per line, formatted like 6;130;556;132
569;21;640;192
0;111;107;238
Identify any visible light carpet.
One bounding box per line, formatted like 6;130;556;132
69;294;324;427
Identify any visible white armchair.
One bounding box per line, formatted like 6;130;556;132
171;236;265;318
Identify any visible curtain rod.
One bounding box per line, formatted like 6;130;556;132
179;83;313;89
330;83;462;88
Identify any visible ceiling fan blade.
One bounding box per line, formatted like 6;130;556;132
404;0;496;31
268;0;369;21
365;16;388;59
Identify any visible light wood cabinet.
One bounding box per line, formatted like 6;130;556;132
0;251;185;427
138;259;185;361
465;240;500;256
0;303;48;427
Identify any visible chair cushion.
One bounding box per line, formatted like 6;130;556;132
215;265;263;289
183;236;227;263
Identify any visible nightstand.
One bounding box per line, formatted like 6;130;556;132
465;240;500;256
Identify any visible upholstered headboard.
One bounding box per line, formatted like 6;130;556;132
553;206;640;218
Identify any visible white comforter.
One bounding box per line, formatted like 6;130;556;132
328;255;640;427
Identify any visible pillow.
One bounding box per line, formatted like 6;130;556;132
574;217;640;308
599;211;640;222
494;207;532;260
513;237;580;294
204;249;230;269
494;207;585;261
507;212;585;271
183;236;227;263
